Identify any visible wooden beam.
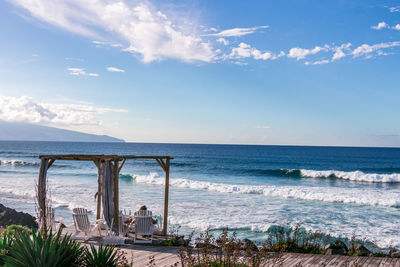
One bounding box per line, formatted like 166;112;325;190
118;158;126;173
113;159;119;233
94;159;102;220
47;159;56;170
39;154;174;161
38;158;48;237
163;158;170;235
156;158;166;172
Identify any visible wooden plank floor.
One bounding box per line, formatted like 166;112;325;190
118;247;400;267
62;228;400;266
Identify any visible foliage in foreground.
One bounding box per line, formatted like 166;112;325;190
179;229;280;267
0;234;13;266
83;245;121;267
178;225;394;267
0;228;132;267
4;230;84;267
265;225;329;254
2;225;31;240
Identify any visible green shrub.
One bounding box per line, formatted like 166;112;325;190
83;245;121;267
4;230;84;267
2;225;31;239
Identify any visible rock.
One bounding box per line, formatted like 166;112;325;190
175;236;186;246
353;243;371;256
324;240;348;255
0;203;38;229
390;249;400;258
240;238;259;252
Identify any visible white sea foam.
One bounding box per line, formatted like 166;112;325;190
299;169;400;183
0;159;38;167
131;172;400;207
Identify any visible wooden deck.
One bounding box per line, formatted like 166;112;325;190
92;245;400;266
107;245;400;267
63;227;400;266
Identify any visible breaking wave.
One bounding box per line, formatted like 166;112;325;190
130;172;400;208
0;159;39;167
299;169;400;183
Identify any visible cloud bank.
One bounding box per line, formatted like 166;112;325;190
10;0;400;66
0;95;126;126
11;0;215;63
107;67;125;73
209;26;269;37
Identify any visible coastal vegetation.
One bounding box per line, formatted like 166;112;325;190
0;226;132;267
177;226;400;267
0;222;400;266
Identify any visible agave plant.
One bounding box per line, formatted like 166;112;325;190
0;234;13;266
84;245;121;267
4;230;84;267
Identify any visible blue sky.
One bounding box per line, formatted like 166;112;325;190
0;0;399;146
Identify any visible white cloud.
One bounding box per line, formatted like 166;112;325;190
229;42;283;61
371;22;400;31
209;26;269;37
331;43;352;61
371;21;389;30
352;41;400;58
67;68;99;77
305;59;330;65
216;38;229;45
287;45;329;60
390;6;400;13
0;95;126;126
107;67;125;73
255;126;271;129
11;0;215;63
67;68;86;76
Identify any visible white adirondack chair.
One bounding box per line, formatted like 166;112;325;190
72;208;102;238
134;210;154;244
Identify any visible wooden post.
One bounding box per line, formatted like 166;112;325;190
95;160;102;220
38;158;48;236
113;159;119;231
163;158;170;235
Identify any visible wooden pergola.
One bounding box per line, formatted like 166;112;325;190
37;154;173;235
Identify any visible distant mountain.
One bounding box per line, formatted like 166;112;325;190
0;120;124;142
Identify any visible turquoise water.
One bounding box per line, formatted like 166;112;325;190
1;141;400;247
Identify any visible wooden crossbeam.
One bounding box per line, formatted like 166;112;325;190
118;158;126;173
47;159;56;170
156;159;167;172
39;154;174;161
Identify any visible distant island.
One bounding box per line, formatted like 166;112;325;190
0;120;124;142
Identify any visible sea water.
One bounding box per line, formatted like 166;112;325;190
0;141;400;248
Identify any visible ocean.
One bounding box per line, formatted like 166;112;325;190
1;141;400;248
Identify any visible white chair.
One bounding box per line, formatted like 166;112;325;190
134;210;154;244
72;208;102;239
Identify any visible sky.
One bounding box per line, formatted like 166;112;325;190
0;0;399;147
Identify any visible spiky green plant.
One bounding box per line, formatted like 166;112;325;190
83;245;121;267
4;230;84;267
0;234;13;266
